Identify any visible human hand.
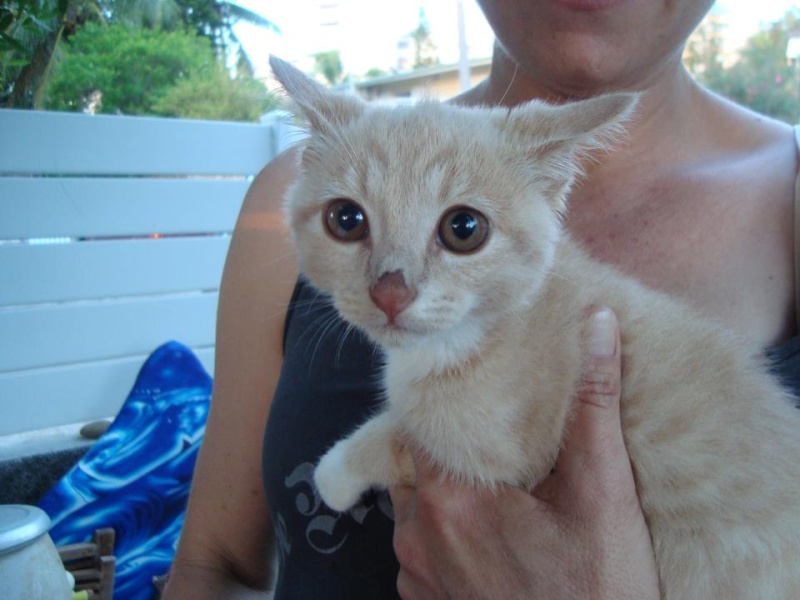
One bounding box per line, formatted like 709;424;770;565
389;307;660;600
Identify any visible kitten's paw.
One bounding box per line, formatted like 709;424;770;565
314;443;369;512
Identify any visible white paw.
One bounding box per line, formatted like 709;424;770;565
314;443;369;512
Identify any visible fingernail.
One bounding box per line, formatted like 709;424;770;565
587;308;617;357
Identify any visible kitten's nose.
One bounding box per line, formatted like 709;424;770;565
369;270;416;323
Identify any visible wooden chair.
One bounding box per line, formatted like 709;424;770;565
58;528;116;600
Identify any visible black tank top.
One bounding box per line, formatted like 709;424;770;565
263;277;800;599
263;278;398;599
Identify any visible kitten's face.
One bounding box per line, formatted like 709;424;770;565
270;56;635;350
287;103;564;349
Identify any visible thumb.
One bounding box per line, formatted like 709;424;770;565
556;306;631;500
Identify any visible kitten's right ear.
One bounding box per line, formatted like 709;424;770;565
269;55;365;134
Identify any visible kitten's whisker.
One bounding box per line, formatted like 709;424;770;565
261;292;334;322
306;314;348;376
298;311;337;352
508;309;525;326
546;270;579;286
261;250;296;267
284;290;331;315
335;322;357;368
498;63;519;106
296;310;341;353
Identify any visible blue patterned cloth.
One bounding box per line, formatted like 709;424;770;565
39;341;211;600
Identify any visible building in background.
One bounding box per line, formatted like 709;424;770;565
354;58;490;102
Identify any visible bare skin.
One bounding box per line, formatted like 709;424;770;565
164;151;299;598
165;2;798;598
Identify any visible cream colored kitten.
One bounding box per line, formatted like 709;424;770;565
270;56;800;599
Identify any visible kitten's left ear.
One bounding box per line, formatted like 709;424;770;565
502;92;638;151
499;93;638;209
270;55;365;135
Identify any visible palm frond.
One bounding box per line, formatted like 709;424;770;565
225;3;279;33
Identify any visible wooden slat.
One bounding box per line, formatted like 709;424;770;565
0;348;214;436
0;237;231;305
0;109;274;176
0;294;218;372
59;543;101;562
0;111;286;438
0;178;250;239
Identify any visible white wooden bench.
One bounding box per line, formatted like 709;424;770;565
0;109;297;457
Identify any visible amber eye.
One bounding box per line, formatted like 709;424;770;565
437;207;489;253
325;199;369;241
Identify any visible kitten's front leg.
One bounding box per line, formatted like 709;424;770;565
314;409;414;512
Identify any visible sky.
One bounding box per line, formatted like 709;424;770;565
233;0;800;80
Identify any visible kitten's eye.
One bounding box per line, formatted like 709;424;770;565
438;207;489;253
325;199;369;242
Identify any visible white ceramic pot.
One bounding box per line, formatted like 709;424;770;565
0;504;72;599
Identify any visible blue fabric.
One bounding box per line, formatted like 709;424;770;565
38;341;211;600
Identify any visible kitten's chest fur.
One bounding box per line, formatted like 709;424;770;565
381;241;586;484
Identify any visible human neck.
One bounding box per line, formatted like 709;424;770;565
460;44;706;171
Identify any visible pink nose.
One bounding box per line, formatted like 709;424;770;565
369;271;416;323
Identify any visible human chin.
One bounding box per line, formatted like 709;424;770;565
551;0;632;11
480;0;712;82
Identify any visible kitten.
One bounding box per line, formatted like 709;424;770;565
270;56;800;598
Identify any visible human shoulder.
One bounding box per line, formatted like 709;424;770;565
219;146;302;352
697;88;795;169
225;146;302;288
239;145;303;222
687;89;797;345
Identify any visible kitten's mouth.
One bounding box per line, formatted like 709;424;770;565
369;321;424;347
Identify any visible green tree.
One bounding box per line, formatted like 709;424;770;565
364;67;388;79
152;67;281;121
103;0;180;28
313;50;343;85
1;0;179;108
410;8;437;69
683;15;725;81
41;22;216;114
712;13;799;123
1;0;277;108
688;9;800;124
173;0;277;74
1;0;99;107
1;1;63;77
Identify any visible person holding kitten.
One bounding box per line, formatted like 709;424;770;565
164;0;799;598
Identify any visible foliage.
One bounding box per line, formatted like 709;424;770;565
687;9;800;124
410;7;437;69
2;0;277;108
364;67;388;79
152;67;282;121
40;21;277;120
1;0;60;62
1;0;71;106
104;0;180;29
683;16;725;79
1;0;167;108
41;22;216;114
173;0;277;73
313;50;344;85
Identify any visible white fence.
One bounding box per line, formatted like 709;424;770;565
0;109;296;442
